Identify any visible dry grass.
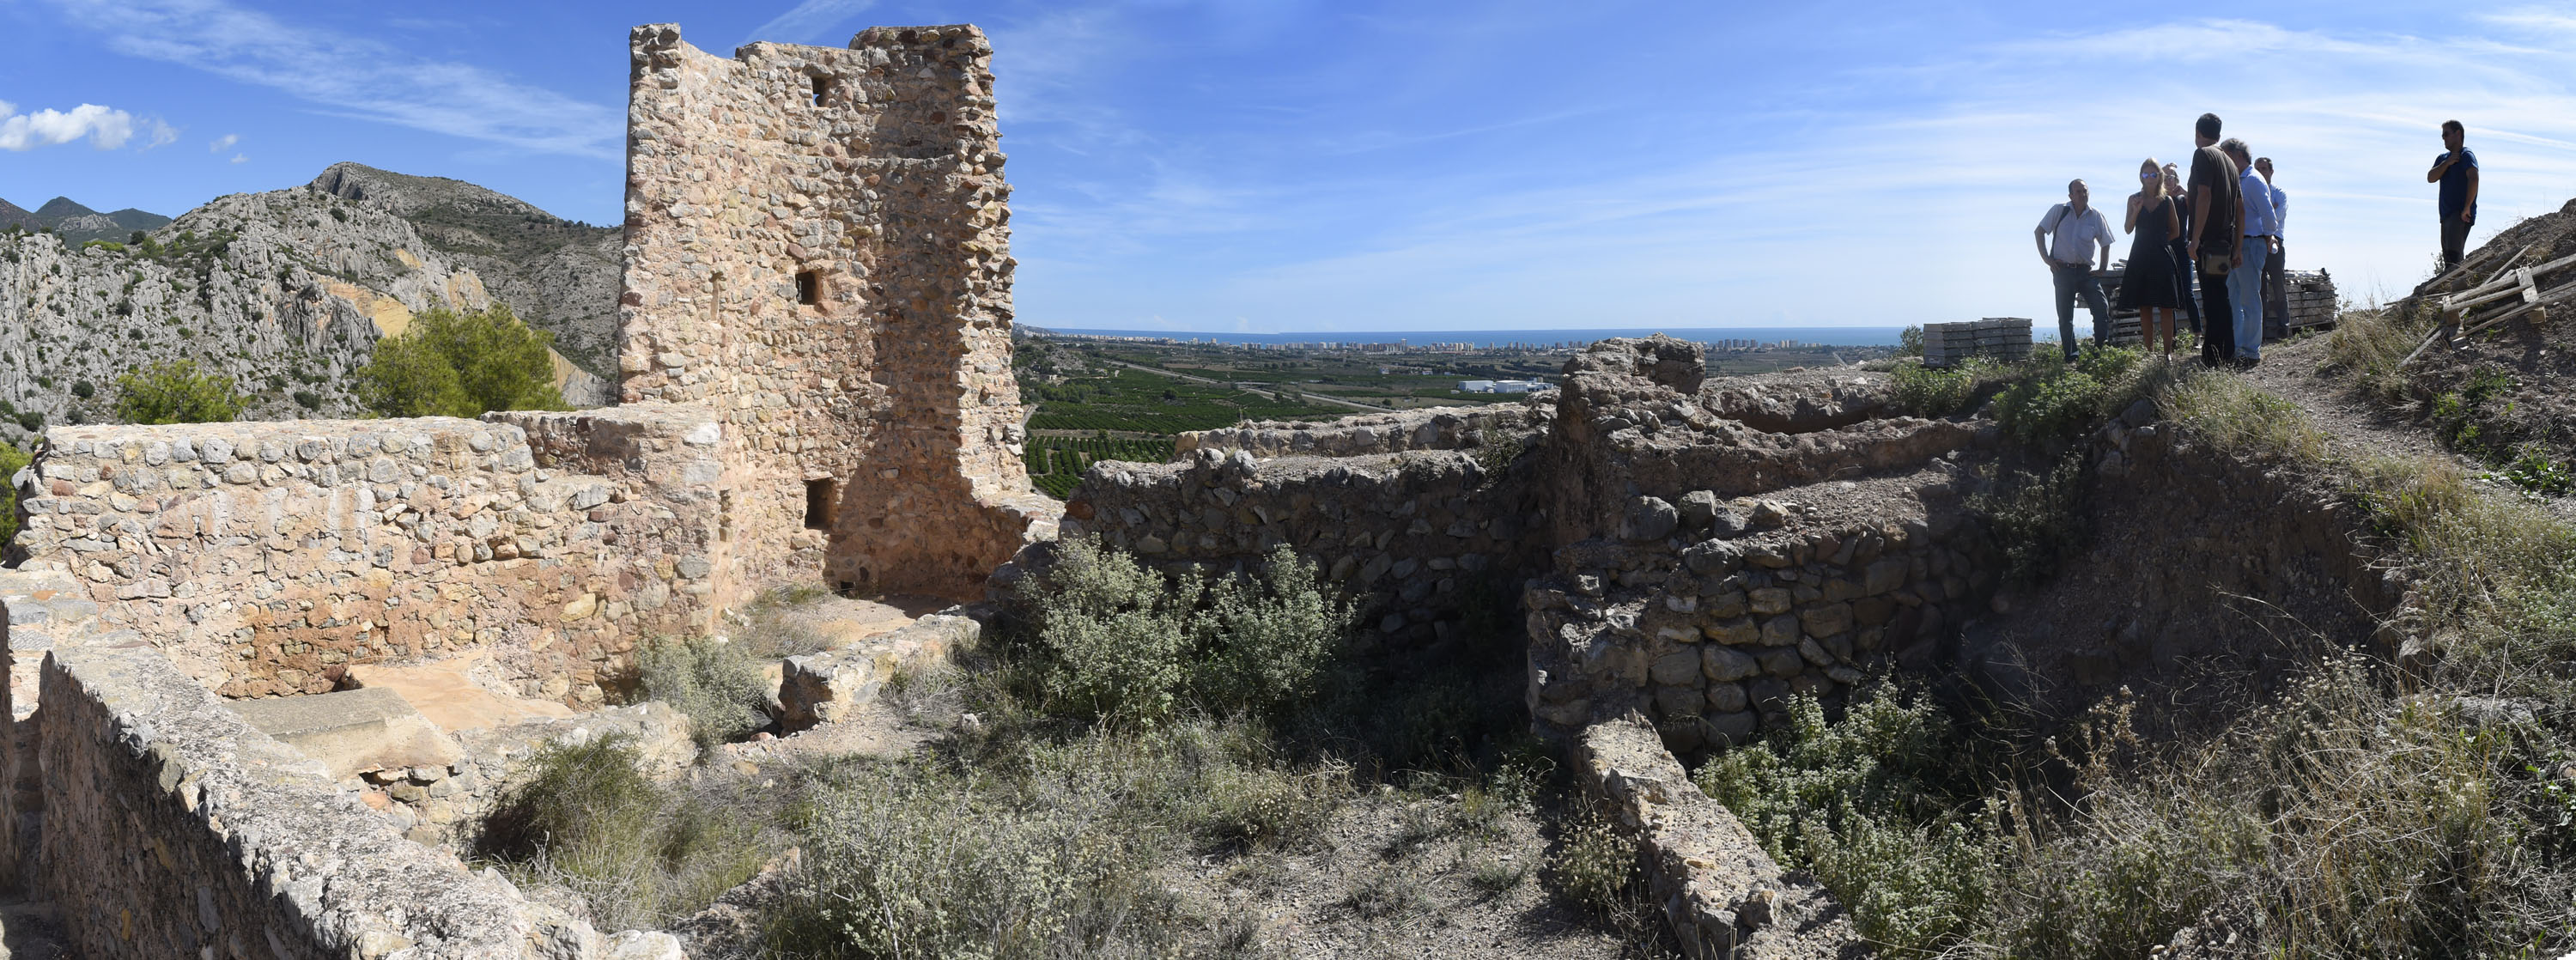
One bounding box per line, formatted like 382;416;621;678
2322;301;2439;405
1704;367;2576;957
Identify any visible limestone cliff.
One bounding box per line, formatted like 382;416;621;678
0;175;608;442
309;162;623;380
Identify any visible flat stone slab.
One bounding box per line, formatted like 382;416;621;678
227;687;463;781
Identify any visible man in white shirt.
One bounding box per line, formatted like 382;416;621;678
2257;157;2288;342
2033;179;2116;359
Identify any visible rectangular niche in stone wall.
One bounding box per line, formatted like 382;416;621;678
811;76;834;106
795;270;819;306
805;478;838;531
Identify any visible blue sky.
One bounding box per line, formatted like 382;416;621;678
5;1;2575;333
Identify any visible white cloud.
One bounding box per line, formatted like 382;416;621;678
745;0;876;46
210;132;238;151
0;101;144;150
229;153;247;164
43;0;618;156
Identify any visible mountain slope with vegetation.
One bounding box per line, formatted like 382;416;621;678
0;196;173;246
309;163;621;379
0;169;606;442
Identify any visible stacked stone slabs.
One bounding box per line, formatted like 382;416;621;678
621;23;1049;602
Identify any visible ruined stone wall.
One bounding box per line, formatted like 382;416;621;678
1525;477;1997;751
620;23;1047;600
10;407;728;702
1057;447;1548;651
0;611;671;959
1175;403;1546;459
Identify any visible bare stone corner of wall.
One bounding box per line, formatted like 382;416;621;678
777;610;982;731
1571;715;1859;959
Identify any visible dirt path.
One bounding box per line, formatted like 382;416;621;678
2239;334;2576;524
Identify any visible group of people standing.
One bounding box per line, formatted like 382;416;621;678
2033;113;2286;366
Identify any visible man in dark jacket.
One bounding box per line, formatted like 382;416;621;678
2186;112;2241;366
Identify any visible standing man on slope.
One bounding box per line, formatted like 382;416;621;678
2035;179;2117;360
2224;138;2275;366
2428;120;2480;273
2185;113;2241;367
2256;157;2288;342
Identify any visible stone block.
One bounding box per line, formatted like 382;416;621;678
1700;617;1759;646
1649;650;1701;685
1705;681;1748;714
1748;587;1792;615
1799;602;1854;638
1652;684;1703;718
1701;644;1757;682
1759;614;1799;647
225;686;463;781
1756;647;1804;677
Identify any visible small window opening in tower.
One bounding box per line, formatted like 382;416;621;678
805;478;837;531
811;76;832;106
795;270;819;306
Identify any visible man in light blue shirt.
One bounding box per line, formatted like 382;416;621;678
2222;139;2277;364
2033;179;2117;359
2257;157;2288;342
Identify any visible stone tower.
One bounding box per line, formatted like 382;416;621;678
620;23;1051;599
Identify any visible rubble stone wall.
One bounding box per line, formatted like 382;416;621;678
1;619;662;959
1524;482;1996;751
1175;403;1546;459
10;408;728;702
1058;447;1550;651
620;23;1048;600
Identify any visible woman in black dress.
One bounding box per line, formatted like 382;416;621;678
2122;158;2185;355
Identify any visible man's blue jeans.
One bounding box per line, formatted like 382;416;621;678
2228;241;2268;361
2051;263;2107;359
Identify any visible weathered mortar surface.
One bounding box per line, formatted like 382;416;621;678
0;612;677;958
1577;717;1854;960
1053;447;1549;651
13;407;729;702
1175;402;1547;459
619;23;1049;600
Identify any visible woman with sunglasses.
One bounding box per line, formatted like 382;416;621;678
2121;157;2185;355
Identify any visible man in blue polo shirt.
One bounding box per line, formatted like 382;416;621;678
2427;120;2479;272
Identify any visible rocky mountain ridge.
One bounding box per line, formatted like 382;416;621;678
0;168;612;441
0;197;173;246
307;163;620;377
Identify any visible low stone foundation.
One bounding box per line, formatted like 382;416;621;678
12;406;728;703
0;580;677;959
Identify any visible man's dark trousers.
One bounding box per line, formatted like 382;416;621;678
2442;218;2474;272
2199;263;2235;364
2051;263;2108;360
2263;241;2287;341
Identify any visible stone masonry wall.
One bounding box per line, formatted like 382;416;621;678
1525;477;1996;752
0;611;671;958
1056;447;1547;651
620;23;1049;600
10;406;728;702
1175;402;1546;459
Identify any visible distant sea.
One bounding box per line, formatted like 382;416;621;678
1037;326;1910;348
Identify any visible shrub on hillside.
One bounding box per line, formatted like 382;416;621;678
635;636;772;748
112;359;242;424
1024;536;1349;726
474;735;767;931
0;442;27;545
766;717;1352;958
357;305;564;418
